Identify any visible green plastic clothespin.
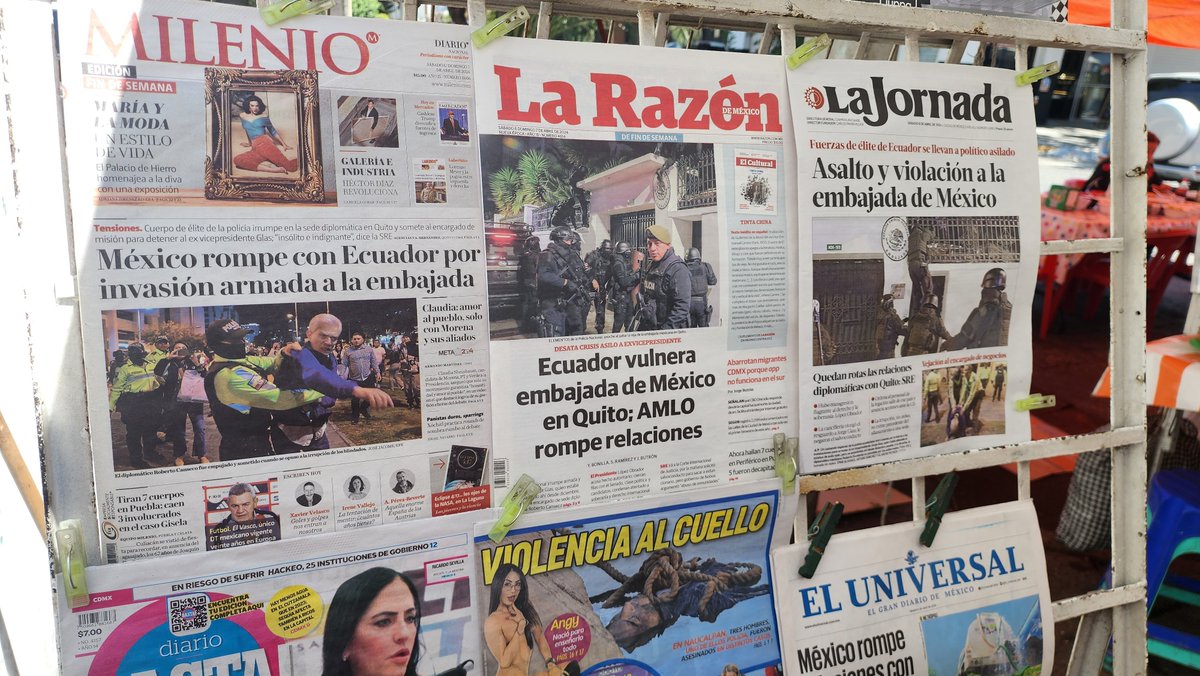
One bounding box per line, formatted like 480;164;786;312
786;34;831;70
772;433;797;494
488;474;541;543
471;6;531;50
798;501;843;578
1015;394;1056;411
55;520;88;609
919;473;959;547
260;0;336;26
1016;62;1060;87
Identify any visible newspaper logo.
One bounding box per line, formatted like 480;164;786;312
881;216;908;261
168;593;211;636
804;87;825;110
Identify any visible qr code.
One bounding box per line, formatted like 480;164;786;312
167;593;210;636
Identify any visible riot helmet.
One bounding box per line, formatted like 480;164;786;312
686;247;701;262
126;342;147;363
881;293;895;310
524;236;541;254
550;226;576;246
981;268;1007;290
615;241;631;255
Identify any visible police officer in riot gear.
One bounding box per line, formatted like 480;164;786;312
518;235;541;332
874;294;907;359
902;296;953;356
684;247;717;328
638;225;691;331
946;267;1012;350
109;342;164;469
536;226;595;337
608;241;638;333
907;221;935;318
585;239;614;332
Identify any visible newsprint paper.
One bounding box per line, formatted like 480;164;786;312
788;61;1037;472
58;0;492;561
475;482;787;676
59;512;482;676
771;501;1052;676
474;37;799;511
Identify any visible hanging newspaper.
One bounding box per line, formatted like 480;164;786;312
58;0;492;561
475;482;787;676
788;61;1037;472
474;37;798;510
772;501;1052;676
59;512;482;676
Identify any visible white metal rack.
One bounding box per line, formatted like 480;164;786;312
1;0;1149;673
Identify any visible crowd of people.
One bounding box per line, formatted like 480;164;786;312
106;317;421;469
922;362;1008;439
514;224;718;337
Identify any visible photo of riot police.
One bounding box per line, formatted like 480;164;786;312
481;135;722;341
100;299;421;472
919;360;1008;446
812;215;1018;366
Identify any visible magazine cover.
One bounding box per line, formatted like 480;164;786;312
57;0;492;560
788;60;1039;472
772;501;1052;676
475;483;787;676
60;512;482;675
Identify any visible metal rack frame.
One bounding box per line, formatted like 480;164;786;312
2;0;1148;672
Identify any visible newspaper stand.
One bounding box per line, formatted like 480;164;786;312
0;0;1151;673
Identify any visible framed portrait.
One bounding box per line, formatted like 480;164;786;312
205;68;324;203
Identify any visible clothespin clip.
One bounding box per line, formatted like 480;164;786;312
772;433;797;494
919;473;959;547
54;520;88;608
471;6;530;49
1188;337;1200;350
786;34;831;70
259;0;335;26
1015;394;1056;411
1016;62;1060;87
488;474;541;543
798;501;843;578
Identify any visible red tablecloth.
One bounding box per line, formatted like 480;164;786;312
1040;195;1200;285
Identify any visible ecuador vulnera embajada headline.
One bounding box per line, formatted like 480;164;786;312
481;501;771;585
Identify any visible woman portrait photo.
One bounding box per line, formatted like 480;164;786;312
347;475;368;500
322;567;422;676
233;93;299;175
484;564;579;676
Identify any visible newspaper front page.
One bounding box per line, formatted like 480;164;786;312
59;512;482;676
473;38;799;511
772;501;1052;676
59;0;492;561
475;483;787;676
788;61;1038;472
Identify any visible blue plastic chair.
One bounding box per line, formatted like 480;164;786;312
1143;470;1200;668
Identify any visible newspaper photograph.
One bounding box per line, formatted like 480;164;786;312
771;501;1052;676
59;512;482;676
475;483;787;676
788;60;1038;472
58;0;492;561
474;37;798;511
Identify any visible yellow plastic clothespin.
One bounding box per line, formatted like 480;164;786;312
772;433;797;494
798;501;843;578
1015;393;1056;411
786;34;831;70
260;0;336;26
488;474;541;543
471;6;531;50
1016;62;1060;87
55;520;88;609
919;472;958;547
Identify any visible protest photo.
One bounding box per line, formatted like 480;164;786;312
101;298;422;470
920;360;1008;446
482;136;723;340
